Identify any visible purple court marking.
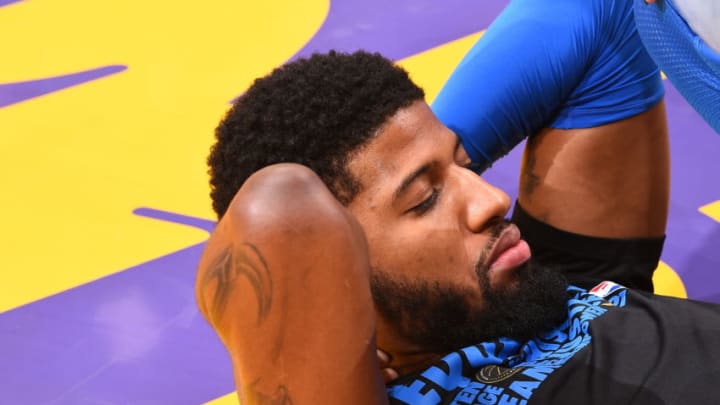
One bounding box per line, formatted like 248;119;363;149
0;209;229;405
657;82;720;302
0;0;22;7
289;0;509;61
0;65;127;108
133;207;216;233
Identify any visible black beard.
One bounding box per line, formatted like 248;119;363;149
370;259;569;353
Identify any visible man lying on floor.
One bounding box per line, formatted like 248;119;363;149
195;1;720;404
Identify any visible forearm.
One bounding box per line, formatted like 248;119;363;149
433;0;663;170
518;102;669;239
196;164;388;405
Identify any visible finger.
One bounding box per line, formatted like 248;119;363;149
376;349;391;366
381;368;399;384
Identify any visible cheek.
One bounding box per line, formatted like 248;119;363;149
368;224;477;283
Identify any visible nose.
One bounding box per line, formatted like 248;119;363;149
455;166;511;232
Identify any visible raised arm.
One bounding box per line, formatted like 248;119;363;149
432;0;664;172
196;164;388;405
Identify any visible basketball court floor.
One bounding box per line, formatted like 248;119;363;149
1;0;718;403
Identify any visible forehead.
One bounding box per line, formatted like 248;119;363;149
347;101;455;197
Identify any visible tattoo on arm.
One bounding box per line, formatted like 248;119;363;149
521;139;541;201
202;242;273;326
245;382;294;405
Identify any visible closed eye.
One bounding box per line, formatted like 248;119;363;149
410;188;440;215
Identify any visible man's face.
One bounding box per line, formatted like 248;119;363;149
346;101;567;351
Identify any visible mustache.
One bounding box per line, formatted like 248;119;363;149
475;218;514;275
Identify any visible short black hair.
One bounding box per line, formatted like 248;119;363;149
208;50;425;218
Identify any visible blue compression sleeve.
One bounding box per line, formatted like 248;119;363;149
432;0;664;170
635;0;720;135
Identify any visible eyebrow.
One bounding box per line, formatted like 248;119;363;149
392;162;434;204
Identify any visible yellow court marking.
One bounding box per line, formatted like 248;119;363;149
0;0;330;311
699;200;720;222
397;31;485;103
204;392;238;405
653;261;688;299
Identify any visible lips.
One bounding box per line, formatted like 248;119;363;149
486;224;532;276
